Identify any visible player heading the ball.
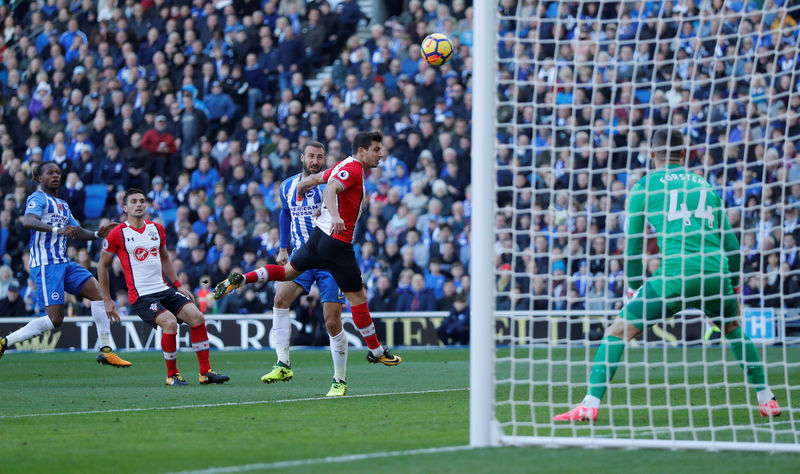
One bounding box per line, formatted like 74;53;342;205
554;129;780;422
214;130;402;368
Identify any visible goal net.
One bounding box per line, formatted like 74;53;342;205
470;0;800;452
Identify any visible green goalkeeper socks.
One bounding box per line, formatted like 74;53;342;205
726;327;766;391
587;335;625;400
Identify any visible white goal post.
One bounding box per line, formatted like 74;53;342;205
470;0;800;452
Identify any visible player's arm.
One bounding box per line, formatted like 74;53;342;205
22;193;51;231
296;170;326;196
159;244;195;302
322;179;346;235
721;209;741;290
97;249;121;322
277;183;291;265
64;222;118;241
23;213;59;233
277;207;291;265
624;185;646;290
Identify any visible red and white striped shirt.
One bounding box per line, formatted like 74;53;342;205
317;157;365;244
103;221;170;303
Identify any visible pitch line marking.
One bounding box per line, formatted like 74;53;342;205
0;387;468;419
169;445;475;474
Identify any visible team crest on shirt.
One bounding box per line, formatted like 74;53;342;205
149;231;158;241
305;190;315;198
149;303;158;312
51;292;59;300
134;246;158;261
337;170;349;181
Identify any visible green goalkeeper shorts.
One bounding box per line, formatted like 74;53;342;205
621;274;738;330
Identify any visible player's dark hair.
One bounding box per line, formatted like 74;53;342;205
651;128;684;159
352;130;383;156
302;140;326;154
32;161;59;180
123;188;146;204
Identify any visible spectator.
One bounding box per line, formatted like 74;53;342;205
369;275;397;312
205;81;237;131
142;115;179;181
395;273;437;312
436;294;470;345
0;283;28;317
191;156;220;196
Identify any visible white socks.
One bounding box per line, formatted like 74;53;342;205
272;307;291;366
757;388;775;405
329;330;349;382
90;300;112;348
6;316;55;346
581;394;601;409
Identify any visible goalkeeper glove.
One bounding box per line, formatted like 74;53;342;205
623;286;636;305
733;285;740;295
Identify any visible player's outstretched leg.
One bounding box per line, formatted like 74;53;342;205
1;315;56;360
554;316;636;422
213;272;245;300
214;265;290;300
91;301;131;367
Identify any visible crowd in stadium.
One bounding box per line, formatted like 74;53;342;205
0;0;798;338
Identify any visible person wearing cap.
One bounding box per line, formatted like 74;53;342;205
71;65;89;95
0;282;27;317
204;80;237;131
141;114;177;181
68;126;93;161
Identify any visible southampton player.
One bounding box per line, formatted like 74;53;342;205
97;189;229;386
0;162;130;367
554;129;780;422
260;140;350;396
214;130;402;368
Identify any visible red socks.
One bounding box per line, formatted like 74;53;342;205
162;332;178;377
351;302;381;350
245;265;286;283
191;323;211;374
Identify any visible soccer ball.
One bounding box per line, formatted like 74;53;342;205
420;33;453;66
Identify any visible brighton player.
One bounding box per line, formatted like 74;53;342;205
261;140;350;396
214;130;402;368
97;189;229;386
0;162;130;367
554;129;780;422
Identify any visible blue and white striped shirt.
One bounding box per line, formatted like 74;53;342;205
25;189;79;268
279;173;324;254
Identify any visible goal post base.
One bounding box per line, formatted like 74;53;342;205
498;436;800;453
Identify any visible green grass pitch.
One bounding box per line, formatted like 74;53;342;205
1;347;798;473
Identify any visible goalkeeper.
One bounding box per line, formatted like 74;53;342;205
554;129;781;422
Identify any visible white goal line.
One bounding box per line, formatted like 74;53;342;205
0;387;468;420
169;445;475;474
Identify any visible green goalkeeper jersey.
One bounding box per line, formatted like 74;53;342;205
625;163;741;290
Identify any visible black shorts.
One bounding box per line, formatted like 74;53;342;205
131;288;193;328
290;227;363;292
